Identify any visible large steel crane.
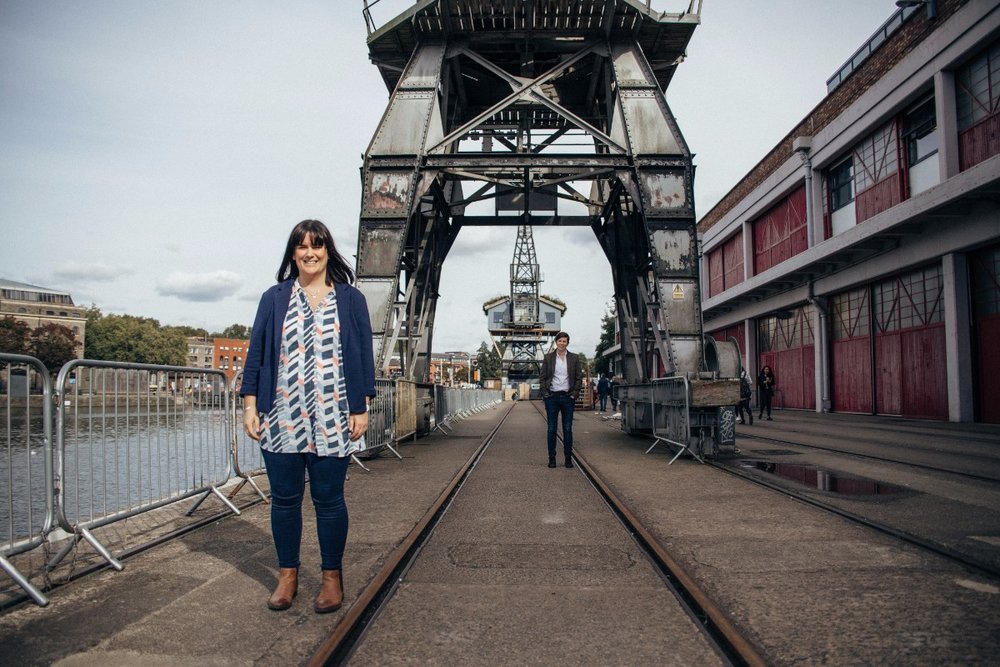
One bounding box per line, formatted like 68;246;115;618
356;0;739;459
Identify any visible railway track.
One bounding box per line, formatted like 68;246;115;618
708;455;1000;579
308;401;766;667
736;431;1000;484
581;412;1000;581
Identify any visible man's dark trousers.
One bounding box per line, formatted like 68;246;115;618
544;392;575;460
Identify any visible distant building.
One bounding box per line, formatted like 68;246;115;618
213;337;248;384
428;352;472;386
698;1;1000;423
186;337;215;370
0;278;86;358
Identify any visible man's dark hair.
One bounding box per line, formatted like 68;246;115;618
555;331;570;342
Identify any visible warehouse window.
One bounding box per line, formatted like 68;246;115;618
828;159;854;211
903;98;938;167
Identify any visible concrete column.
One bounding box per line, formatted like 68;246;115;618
935;70;961;180
742;220;754;280
942;253;974;422
811;297;831;413
744;316;758;377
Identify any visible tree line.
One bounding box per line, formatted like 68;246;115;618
0;307;251;373
5;304;617;382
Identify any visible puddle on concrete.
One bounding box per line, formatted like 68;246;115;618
739;460;907;495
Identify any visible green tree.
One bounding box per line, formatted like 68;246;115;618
217;323;251;339
29;323;78;373
85;307;187;366
593;304;616;377
170;325;210;338
0;316;31;356
475;341;502;381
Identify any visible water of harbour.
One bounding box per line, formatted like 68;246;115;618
2;407;238;542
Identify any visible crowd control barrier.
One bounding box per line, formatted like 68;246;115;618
646;376;693;464
0;354;55;606
227;372;269;502
49;360;240;572
433;385;503;434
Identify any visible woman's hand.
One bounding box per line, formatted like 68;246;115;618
349;411;369;441
243;407;261;441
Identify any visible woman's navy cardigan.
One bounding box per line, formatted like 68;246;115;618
240;279;376;414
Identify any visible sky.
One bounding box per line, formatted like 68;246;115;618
0;0;901;359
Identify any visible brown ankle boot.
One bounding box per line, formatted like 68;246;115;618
314;569;343;614
267;567;298;611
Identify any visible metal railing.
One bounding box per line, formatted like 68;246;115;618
1;354;503;606
646;376;693;464
1;354;55;606
433;385;503;434
48;360;241;573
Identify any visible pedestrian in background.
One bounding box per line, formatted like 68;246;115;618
597;373;611;412
538;331;583;468
736;369;753;425
241;219;376;614
757;365;776;421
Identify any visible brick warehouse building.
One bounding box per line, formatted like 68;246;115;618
699;0;1000;423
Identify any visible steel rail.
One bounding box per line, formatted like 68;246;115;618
307;401;516;667
708;460;1000;580
529;401;769;667
736;431;1000;484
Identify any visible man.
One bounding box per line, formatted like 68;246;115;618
597;374;611;412
538;331;583;468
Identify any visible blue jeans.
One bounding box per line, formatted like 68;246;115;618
544;393;575;460
262;449;350;571
598;393;608;411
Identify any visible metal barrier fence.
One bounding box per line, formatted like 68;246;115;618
229;372;270;502
1;354;503;607
49;360;241;574
646;376;693;464
433;385;503;434
1;354;55;606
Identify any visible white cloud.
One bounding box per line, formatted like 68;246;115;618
53;260;129;282
157;270;242;302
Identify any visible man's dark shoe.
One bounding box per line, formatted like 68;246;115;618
548;459;557;468
565;459;573;468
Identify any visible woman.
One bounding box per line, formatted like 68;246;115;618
757;365;776;421
241;219;375;613
736;369;753;425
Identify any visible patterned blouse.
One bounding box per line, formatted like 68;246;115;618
259;281;361;458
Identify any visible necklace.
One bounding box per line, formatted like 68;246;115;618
300;282;329;301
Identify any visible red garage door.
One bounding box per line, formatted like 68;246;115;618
758;306;815;410
873;266;947;419
971;244;1000;423
830;287;873;414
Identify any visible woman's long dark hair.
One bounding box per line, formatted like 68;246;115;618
276;219;355;285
